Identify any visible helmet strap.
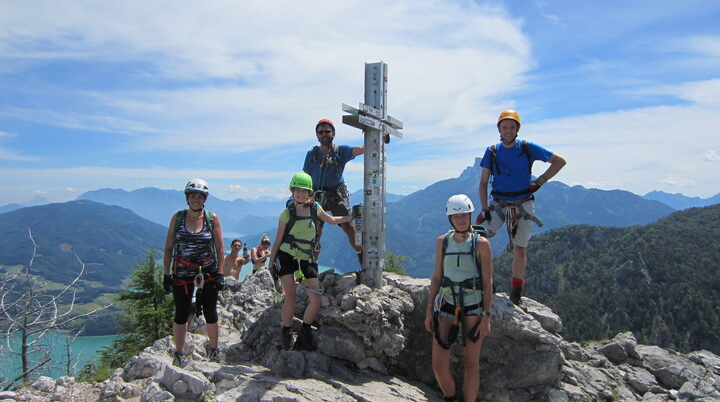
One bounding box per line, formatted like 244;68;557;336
500;134;518;146
448;216;471;237
187;202;204;213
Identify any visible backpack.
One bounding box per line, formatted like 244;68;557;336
488;139;533;176
281;200;320;260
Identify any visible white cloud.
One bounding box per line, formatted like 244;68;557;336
686;35;720;57
660;177;696;187
704;150;720;161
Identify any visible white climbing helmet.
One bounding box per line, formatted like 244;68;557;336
446;194;474;216
184;178;209;196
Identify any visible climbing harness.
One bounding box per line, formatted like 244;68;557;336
489;195;543;252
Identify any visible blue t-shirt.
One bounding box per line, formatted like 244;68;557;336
480;141;553;201
303;145;356;190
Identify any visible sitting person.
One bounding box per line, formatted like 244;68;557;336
250;234;271;273
224;239;250;280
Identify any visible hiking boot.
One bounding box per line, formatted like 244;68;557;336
208;347;220;363
282;328;295;351
294;326;316;351
509;287;523;306
172;350;184;367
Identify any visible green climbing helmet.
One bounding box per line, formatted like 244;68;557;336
289;172;313;191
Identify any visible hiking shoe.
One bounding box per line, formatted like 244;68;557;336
509;287;523;306
208;347;220;363
172;350;184;367
293;327;316;352
282;329;295;351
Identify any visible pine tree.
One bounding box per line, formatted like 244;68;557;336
97;250;173;369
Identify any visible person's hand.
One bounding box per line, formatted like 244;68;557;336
214;274;225;291
163;274;173;293
424;310;435;333
476;209;492;225
529;175;547;193
479;316;492;339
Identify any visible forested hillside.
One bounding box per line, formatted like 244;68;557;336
385;158;675;278
0;200;166;293
494;204;720;354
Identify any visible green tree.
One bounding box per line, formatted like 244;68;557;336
97;250;173;369
384;251;408;275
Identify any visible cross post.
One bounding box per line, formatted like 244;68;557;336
342;62;403;289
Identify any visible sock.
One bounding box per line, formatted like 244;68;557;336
511;277;525;289
301;322;312;331
283;325;292;333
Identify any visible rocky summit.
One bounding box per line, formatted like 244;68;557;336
12;269;720;401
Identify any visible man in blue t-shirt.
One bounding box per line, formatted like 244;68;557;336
303;119;364;263
477;110;566;306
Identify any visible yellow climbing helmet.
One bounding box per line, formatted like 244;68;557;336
497;109;521;129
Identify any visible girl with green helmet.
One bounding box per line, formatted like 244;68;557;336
268;172;352;351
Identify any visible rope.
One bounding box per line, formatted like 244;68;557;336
505;207;518;252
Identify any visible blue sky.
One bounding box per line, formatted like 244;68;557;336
1;0;719;205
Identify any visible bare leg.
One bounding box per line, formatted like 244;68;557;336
512;245;527;280
173;322;187;352
432;316;456;398
461;316;483;401
339;221;362;252
302;278;323;324
280;274;297;327
206;322;219;349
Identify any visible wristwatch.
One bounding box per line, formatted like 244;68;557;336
481;310;492;318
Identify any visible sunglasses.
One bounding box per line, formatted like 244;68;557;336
317;129;332;135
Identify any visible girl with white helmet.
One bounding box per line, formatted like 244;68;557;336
425;194;494;401
163;178;226;366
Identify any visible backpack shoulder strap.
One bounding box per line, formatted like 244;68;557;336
311;201;319;225
311;145;321;163
489;144;500;175
521;139;533;173
283;202;298;239
174;209;187;237
203;209;217;257
441;231;453;275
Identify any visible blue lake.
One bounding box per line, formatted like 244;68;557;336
1;263;340;385
0;331;116;385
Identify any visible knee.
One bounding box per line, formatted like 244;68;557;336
308;294;321;308
284;292;297;305
463;358;480;375
432;357;450;375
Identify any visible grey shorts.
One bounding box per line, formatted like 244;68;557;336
482;198;534;247
437;307;480;318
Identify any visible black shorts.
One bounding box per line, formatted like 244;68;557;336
275;249;318;279
317;184;350;217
